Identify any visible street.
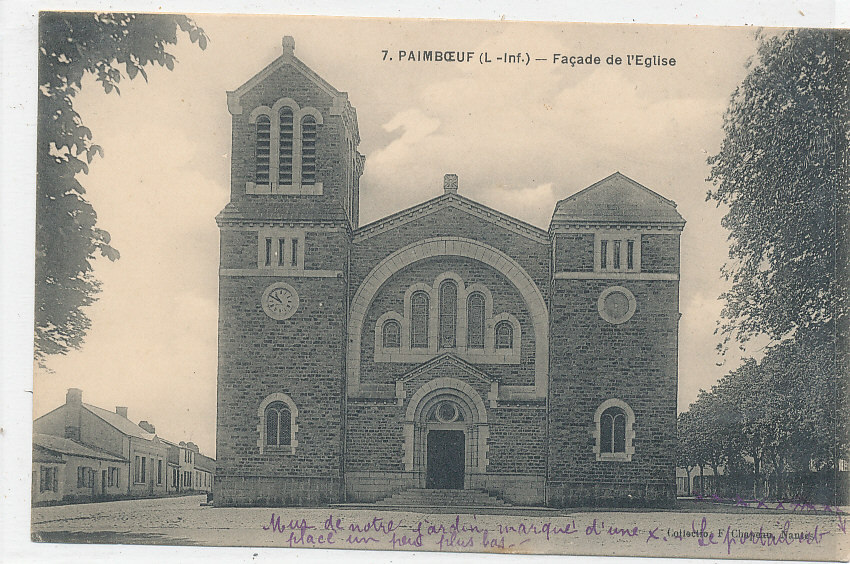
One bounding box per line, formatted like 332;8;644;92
31;495;849;560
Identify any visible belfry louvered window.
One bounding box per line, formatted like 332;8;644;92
278;107;294;185
467;292;485;349
410;291;429;348
255;115;271;184
301;115;317;185
439;281;457;348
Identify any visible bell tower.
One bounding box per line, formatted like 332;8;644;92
214;37;363;506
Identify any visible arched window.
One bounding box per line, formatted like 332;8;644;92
600;406;626;454
278;107;294;185
495;320;513;349
439;281;457;348
264;401;291;447
382;320;401;348
255;115;271;184
301;115;317;185
467;292;485;349
410;291;429;348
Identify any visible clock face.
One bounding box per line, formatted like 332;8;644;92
262;283;299;320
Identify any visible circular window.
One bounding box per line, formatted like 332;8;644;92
597;286;636;324
435;401;459;423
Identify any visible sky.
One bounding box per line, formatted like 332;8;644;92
26;16;781;459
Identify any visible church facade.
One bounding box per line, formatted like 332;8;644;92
215;37;685;507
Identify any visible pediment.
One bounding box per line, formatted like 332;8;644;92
397;353;496;385
353;193;549;244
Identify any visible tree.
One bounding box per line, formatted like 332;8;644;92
35;12;207;365
706;28;849;349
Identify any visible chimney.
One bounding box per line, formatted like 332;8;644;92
115;406;128;418
282;36;295;58
443;174;458;194
139;421;156;434
66;388;82;405
64;388;82;441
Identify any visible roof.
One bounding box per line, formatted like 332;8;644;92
551;172;685;228
353;192;549;245
194;453;216;473
216;198;350;226
83;403;157;441
33;433;126;462
32;444;66;464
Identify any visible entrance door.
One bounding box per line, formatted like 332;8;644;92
102;470;107;495
426;430;465;489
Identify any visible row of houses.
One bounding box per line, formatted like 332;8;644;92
32;388;214;505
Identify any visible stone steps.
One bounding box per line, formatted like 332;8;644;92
374;488;510;507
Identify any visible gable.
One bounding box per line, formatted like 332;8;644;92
398;353;496;385
551;172;685;227
353;193;549;245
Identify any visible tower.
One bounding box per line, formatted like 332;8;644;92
547;172;685;506
214;37;363;505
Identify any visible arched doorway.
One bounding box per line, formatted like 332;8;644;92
403;378;489;489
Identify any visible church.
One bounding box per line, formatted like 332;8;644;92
214;37;685;507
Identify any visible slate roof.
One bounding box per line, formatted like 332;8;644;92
551;172;685;227
32;444;66;464
194;453;216;473
216;198;350;225
33;433;126;462
83;403;157;441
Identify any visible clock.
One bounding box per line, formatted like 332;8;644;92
597;285;636;325
261;282;299;320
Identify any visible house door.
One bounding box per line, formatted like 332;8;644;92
426;430;465;489
102;470;107;495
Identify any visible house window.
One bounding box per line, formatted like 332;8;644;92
495;321;513;349
467;292;485;349
439;281;457;348
40;466;57;492
594;399;635;461
255;115;271;184
382;320;401;348
613;240;621;270
279;107;294;185
77;466;93;488
627;240;635;270
157;460;163;485
265;401;292;447
410;291;429;348
301;115;318;185
134;456;141;483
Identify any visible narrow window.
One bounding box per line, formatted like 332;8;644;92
279;107;294;185
613;240;621;270
627;240;635;270
134;456;140;483
301;115;318;185
600;407;627;454
278;238;285;266
255;115;271;184
291;238;298;267
600;240;608;269
157;460;163;484
265;402;291;447
439;281;457;348
495;321;513;349
265;238;272;267
467;293;485;349
410;291;429;348
382;320;401;348
141;457;146;482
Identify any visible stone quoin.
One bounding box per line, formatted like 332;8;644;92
215;36;685;507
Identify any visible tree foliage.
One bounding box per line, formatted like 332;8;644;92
706;28;849;348
35;12;207;365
